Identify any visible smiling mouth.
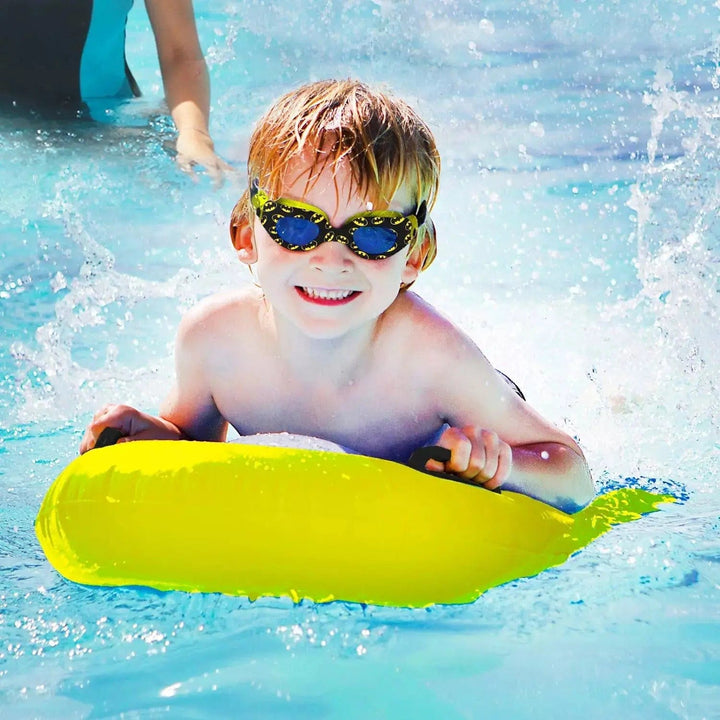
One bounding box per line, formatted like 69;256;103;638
296;286;361;305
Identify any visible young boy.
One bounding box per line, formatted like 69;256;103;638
80;79;594;512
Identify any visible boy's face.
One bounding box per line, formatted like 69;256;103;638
236;155;422;340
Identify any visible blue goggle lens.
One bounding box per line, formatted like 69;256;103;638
276;216;320;247
352;226;398;255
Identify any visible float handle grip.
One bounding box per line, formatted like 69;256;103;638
94;427;124;449
407;445;501;493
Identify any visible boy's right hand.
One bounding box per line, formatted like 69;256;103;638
79;404;183;454
429;425;513;491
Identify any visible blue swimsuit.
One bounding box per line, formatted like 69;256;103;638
0;0;137;107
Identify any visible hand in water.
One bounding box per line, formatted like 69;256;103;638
175;128;235;186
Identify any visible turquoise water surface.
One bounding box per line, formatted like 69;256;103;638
1;1;719;717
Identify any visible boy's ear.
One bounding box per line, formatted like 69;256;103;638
230;219;257;264
401;240;427;286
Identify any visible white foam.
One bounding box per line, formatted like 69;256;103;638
231;433;348;454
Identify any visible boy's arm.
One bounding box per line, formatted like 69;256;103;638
79;305;228;453
79;402;186;453
419;315;594;512
156;305;229;442
432;420;593;513
505;440;593;512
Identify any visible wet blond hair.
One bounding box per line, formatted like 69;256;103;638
231;79;441;275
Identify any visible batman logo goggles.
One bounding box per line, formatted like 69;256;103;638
250;182;426;260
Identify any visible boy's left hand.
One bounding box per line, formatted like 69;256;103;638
429;425;513;490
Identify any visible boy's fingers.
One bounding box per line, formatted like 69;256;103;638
479;429;500;481
479;440;512;490
482;475;503;491
91;403;115;422
463;441;486;480
80;421;115;454
424;459;446;473
433;426;513;489
83;405;139;451
439;427;472;473
458;425;485;479
79;431;92;454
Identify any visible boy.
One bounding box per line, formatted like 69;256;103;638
80;79;594;512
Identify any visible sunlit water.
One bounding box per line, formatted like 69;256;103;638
1;1;719;717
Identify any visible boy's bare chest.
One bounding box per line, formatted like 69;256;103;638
214;361;440;459
221;370;405;427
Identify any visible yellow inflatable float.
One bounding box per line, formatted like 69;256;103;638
35;439;673;607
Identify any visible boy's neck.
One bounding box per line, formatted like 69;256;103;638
269;308;378;386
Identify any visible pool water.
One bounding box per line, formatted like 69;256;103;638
1;0;719;717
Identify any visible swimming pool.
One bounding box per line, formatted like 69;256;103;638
1;0;718;716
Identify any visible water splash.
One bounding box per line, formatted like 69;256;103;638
589;60;720;483
8;169;231;422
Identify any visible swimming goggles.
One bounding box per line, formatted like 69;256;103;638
250;180;426;260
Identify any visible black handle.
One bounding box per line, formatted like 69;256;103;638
95;427;124;449
407;445;501;493
408;446;452;476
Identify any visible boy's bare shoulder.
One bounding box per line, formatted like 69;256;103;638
387;290;498;378
387;292;471;344
387;293;512;416
382;292;483;368
177;287;263;344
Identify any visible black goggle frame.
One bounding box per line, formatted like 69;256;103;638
250;181;427;261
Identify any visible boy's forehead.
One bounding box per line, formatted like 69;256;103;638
276;150;408;210
281;152;351;197
281;149;328;183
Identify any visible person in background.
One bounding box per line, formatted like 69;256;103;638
0;0;231;181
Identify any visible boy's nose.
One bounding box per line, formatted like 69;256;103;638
309;240;354;271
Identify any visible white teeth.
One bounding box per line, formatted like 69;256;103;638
301;287;355;300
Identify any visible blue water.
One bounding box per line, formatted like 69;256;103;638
1;0;719;717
